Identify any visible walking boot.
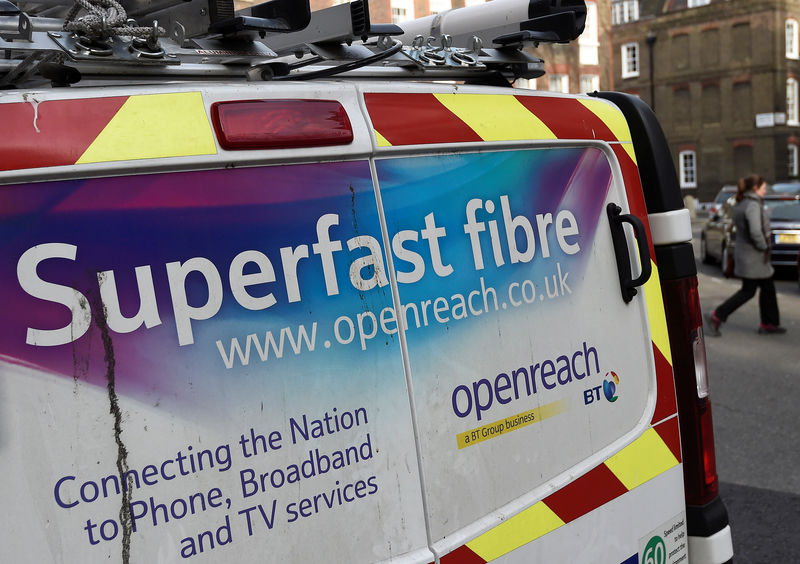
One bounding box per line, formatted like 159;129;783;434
705;311;722;337
758;323;787;334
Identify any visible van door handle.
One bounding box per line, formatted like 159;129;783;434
607;202;652;303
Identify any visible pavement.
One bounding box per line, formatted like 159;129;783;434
692;217;800;562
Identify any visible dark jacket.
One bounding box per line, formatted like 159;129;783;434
733;191;774;279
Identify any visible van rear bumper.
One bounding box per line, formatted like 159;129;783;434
688;525;734;564
687;496;734;564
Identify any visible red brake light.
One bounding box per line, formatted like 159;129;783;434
211;99;354;150
661;275;720;506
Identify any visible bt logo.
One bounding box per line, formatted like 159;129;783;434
603;371;619;402
583;371;620;405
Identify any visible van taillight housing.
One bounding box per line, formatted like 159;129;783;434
211;99;354;150
661;275;720;506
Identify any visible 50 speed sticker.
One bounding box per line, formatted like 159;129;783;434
639;512;688;564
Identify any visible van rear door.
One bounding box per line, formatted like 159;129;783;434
365;87;686;563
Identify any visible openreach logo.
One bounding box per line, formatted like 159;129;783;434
583;371;620;405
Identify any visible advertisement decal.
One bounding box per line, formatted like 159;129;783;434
0;161;428;562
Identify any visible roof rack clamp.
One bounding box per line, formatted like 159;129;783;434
403;34;481;68
405;35;442;66
0;5;32;42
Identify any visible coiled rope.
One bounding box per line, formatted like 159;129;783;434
63;0;164;40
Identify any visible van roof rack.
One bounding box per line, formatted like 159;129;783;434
0;0;586;88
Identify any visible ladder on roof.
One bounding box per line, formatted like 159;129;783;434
0;0;586;87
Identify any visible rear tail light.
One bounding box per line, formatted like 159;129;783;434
211;99;354;150
661;275;720;506
691;323;709;399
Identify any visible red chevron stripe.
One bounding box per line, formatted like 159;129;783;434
440;544;486;564
612;144;648;223
654;416;682;463
544;464;629;523
365;93;481;146
651;342;678;424
611;144;658;263
514;96;617;141
0;96;128;171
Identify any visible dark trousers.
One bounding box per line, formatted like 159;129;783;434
716;277;779;326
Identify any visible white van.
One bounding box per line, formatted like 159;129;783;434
0;1;733;562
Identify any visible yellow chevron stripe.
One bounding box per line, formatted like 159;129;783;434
433;93;557;141
604;428;679;490
643;261;672;365
375;130;392;147
466;501;565;561
578;98;637;164
77;92;217;164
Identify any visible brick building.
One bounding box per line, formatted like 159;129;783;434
612;0;800;202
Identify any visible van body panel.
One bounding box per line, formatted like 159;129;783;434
0;83;697;563
373;147;658;542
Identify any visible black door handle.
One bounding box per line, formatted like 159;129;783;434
607;202;652;303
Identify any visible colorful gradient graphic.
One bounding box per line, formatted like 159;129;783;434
0;160;397;414
376;147;613;343
0;147;612;415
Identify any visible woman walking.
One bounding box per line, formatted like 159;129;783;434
706;174;786;335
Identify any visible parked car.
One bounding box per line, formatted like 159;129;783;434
797;248;800;287
698;185;736;217
700;193;800;275
769;202;800;269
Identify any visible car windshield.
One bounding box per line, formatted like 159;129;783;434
769;202;800;220
716;188;736;203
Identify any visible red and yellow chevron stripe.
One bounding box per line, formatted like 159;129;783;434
439;418;681;563
365;92;637;162
0;92;217;171
365;92;681;563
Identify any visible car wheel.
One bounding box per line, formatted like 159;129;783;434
722;243;734;278
700;234;713;264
